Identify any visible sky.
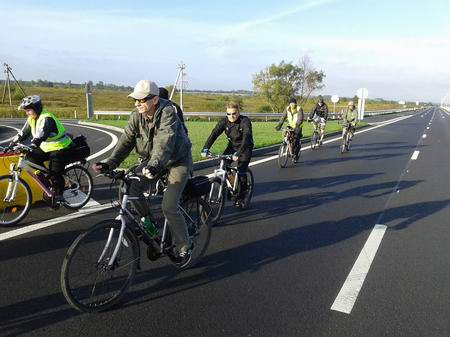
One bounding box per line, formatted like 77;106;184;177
0;0;449;103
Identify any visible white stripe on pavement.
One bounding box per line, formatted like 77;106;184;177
64;123;118;161
0;124;20;144
411;151;420;160
422;134;427;138
0;200;111;242
331;224;387;314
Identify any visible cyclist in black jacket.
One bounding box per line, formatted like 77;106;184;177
201;103;254;207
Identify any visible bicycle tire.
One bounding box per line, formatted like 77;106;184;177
311;132;318;150
278;142;289;168
0;175;32;227
176;197;212;269
61;220;139;313
62;164;93;210
241;168;254;210
207;177;226;224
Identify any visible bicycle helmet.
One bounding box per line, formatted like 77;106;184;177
289;97;297;104
19;95;43;113
318;95;324;104
348;101;355;106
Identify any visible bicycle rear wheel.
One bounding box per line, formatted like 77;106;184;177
207;178;225;224
278;142;289;168
241;169;254;210
61;220;139;313
340;135;347;153
177;197;212;269
62;164;93;210
0;175;32;227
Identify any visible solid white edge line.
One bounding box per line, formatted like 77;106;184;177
422;134;427;138
411;150;420;160
2;113;417;241
330;224;387;314
63;122;118;161
0;124;20;144
0;203;112;242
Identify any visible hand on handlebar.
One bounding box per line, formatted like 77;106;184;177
200;148;210;158
92;162;110;174
142;166;158;179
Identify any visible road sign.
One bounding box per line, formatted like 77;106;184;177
356;88;368;120
331;95;339;103
356;88;368;99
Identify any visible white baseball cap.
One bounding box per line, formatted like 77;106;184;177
128;80;159;100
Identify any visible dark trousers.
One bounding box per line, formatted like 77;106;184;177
27;147;70;195
292;128;302;158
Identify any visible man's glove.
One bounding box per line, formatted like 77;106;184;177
142;166;158;179
232;152;239;162
93;162;110;173
200;148;210;158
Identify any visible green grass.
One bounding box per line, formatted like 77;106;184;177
93;119;365;168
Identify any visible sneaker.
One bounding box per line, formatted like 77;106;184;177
293;155;299;163
175;244;193;268
234;199;245;208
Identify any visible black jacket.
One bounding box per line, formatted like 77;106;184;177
204;115;254;156
309;103;329;120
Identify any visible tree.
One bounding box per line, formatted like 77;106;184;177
252;56;325;113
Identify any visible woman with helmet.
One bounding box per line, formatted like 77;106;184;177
275;97;304;163
9;95;73;204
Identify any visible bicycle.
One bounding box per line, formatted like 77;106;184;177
206;153;254;224
340;122;355;153
278;128;300;168
60;169;212;313
309;116;325;150
0;143;93;226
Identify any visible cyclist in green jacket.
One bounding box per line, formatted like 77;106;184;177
342;101;359;142
10;95;72;202
275;98;304;163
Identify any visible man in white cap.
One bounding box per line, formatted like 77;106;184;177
93;80;193;265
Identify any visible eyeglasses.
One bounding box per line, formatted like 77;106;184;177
227;112;238;116
134;95;155;104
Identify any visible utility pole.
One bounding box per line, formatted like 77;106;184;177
169;62;187;111
1;63;27;105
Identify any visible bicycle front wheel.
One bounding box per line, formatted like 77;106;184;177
207;178;226;224
311;132;318;149
61;220;139;313
0;175;32;227
62;164;93;210
278;142;288;168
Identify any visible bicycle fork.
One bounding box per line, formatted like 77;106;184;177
4;173;19;203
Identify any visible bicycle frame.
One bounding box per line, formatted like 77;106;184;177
209;158;238;201
5;154;53;201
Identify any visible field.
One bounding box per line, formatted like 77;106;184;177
0;85;418;119
93;119;361;168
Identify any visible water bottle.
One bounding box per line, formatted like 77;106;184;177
141;217;159;237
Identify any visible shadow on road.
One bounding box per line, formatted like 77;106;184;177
1;199;448;336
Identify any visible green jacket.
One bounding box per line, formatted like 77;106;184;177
342;107;359;124
104;98;192;170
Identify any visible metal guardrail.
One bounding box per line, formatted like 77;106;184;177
93;108;420;120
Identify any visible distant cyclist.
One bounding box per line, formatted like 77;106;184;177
342;101;359;142
275;97;304;163
309;95;329;145
201;103;254;208
9;95;73;204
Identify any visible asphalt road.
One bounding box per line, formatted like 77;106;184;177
1;108;449;337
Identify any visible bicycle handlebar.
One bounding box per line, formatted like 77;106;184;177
205;153;234;161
